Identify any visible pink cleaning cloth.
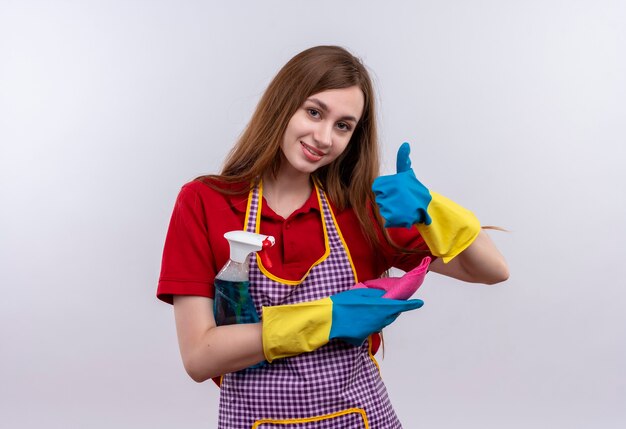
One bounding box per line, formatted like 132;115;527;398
352;256;431;300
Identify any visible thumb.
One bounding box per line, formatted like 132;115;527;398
396;142;412;173
384;297;424;312
403;298;424;310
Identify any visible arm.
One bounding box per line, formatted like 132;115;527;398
173;295;265;383
373;143;509;285
174;291;423;382
428;229;509;284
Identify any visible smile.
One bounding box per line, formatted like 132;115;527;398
300;142;325;161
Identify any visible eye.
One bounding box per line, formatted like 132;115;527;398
307;108;321;118
336;122;352;132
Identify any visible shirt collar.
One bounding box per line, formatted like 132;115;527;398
228;183;320;217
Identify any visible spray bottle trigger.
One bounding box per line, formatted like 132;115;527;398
259;238;273;269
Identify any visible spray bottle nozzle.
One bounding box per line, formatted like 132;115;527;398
224;231;275;265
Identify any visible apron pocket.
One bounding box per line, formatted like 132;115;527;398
252;407;368;428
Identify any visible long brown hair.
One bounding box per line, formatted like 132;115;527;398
203;45;411;251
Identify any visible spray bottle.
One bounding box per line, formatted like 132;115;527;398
213;230;275;327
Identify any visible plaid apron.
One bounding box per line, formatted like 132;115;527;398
217;182;402;429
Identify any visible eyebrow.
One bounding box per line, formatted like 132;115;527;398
306;97;359;123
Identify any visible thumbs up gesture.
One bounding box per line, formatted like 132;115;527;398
372;142;481;263
372;142;433;228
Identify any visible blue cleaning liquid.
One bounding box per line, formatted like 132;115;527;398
213;278;260;326
213;278;265;369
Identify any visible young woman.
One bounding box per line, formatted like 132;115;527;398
157;45;508;428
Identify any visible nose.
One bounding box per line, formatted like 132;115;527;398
313;122;333;149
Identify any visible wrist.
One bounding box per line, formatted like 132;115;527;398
415;192;481;263
261;298;332;362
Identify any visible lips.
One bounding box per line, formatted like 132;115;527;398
300;142;326;161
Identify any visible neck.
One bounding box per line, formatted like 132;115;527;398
262;168;313;219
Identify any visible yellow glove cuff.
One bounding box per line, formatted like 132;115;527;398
416;191;481;263
261;297;332;363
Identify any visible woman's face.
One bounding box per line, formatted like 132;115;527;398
280;86;364;177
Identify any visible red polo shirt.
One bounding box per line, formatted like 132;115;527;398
157;179;432;304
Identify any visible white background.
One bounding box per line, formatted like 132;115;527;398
1;1;625;428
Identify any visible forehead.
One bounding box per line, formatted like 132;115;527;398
306;86;365;120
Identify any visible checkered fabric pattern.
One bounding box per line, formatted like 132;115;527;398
218;183;402;429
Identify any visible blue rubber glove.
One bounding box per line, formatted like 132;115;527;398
262;288;423;361
373;142;432;228
373;142;481;262
330;288;423;346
